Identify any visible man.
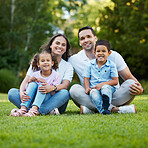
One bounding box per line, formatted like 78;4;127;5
68;26;143;114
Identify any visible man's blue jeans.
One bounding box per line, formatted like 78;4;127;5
8;84;69;115
90;84;116;113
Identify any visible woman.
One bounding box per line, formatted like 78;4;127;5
8;34;73;115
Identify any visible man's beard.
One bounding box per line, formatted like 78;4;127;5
83;44;94;51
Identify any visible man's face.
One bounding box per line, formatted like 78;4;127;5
79;29;97;51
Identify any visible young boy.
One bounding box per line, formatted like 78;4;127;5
84;39;118;115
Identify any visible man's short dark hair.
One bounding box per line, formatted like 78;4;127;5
95;39;111;52
78;26;95;38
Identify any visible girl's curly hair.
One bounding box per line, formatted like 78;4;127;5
31;50;58;71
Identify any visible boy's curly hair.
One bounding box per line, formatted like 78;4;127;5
31;50;58;71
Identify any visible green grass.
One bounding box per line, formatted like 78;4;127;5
0;93;148;148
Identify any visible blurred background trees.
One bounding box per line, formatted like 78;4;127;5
0;0;147;92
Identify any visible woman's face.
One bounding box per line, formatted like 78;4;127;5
50;36;67;57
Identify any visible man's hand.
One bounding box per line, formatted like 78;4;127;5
129;82;143;96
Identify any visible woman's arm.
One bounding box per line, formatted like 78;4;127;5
56;79;70;90
19;75;31;102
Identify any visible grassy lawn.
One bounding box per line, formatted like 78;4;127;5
0;93;148;148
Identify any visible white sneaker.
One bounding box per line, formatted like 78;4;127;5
50;108;60;115
118;104;137;114
10;108;19;114
80;105;95;114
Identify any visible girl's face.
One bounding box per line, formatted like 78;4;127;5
37;53;54;72
94;45;111;64
50;36;67;57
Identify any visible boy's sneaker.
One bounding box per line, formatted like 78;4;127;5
118;104;137;114
102;110;111;115
80;105;95;114
50;108;60;115
102;95;110;110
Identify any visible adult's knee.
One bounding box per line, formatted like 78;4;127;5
112;79;135;106
69;84;82;98
58;89;70;100
8;88;17;102
122;79;135;87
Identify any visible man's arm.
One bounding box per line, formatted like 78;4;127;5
118;67;143;95
84;77;91;94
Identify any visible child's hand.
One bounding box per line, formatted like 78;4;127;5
85;87;91;95
36;78;47;84
94;83;104;91
28;76;37;83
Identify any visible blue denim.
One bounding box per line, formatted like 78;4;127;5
8;88;69;115
21;82;48;109
90;84;115;113
21;82;37;108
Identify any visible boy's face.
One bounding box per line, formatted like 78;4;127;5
79;29;97;51
94;45;111;64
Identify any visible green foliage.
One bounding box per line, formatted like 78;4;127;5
99;0;148;79
0;69;18;93
0;0;86;79
0;96;148;147
67;0;148;80
140;80;148;94
0;0;148;82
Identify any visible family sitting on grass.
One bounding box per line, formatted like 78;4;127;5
8;26;143;117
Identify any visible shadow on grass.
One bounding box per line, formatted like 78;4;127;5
63;110;80;115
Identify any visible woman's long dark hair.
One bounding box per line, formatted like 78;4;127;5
40;34;71;61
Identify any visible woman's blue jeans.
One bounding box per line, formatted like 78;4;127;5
8;85;70;115
90;84;115;113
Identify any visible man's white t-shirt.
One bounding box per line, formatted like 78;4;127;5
68;50;127;87
27;59;74;83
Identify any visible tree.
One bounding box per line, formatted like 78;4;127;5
64;0;114;52
99;0;148;79
0;0;86;80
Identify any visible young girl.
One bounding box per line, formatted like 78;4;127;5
10;50;61;117
8;34;73;116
